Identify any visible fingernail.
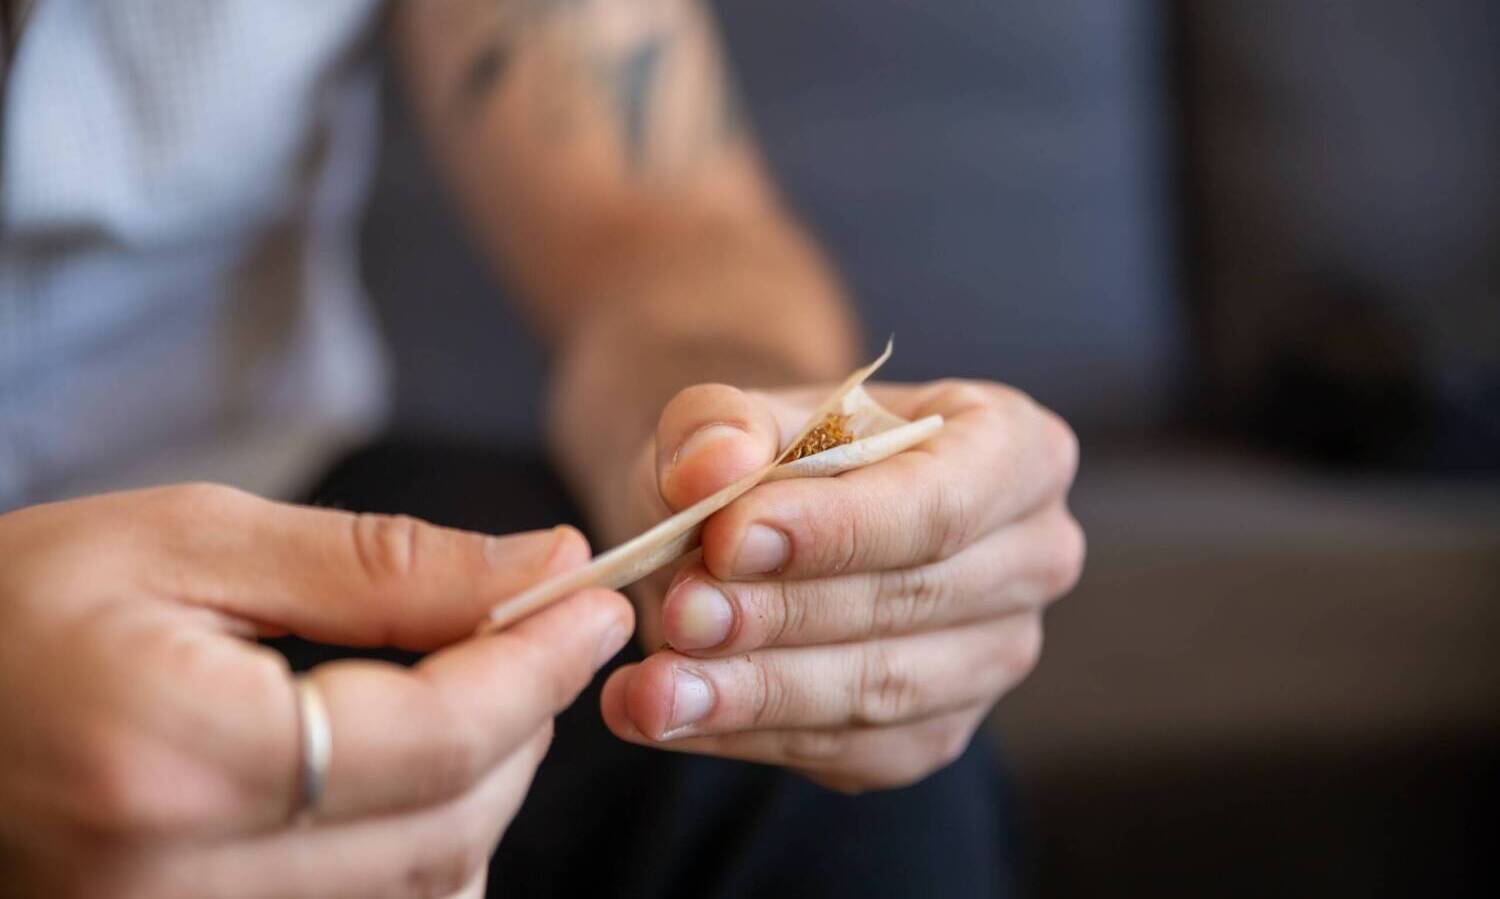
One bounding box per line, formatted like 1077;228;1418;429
595;619;631;668
667;668;714;734
673;423;747;470
666;581;734;650
733;524;789;576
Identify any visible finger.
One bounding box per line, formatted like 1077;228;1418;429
654;383;781;510
287;588;631;822
661;503;1083;654
145;726;551;899
125;482;593;649
602;682;984;793
46;581;625;842
700;381;1078;580
604;613;1040;741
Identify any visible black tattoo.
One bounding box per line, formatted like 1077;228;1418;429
457;0;577;114
609;34;666;172
454;0;744;177
459;40;514;112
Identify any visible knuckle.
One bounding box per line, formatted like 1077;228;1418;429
404;840;487;899
851;646;922;726
1044;511;1087;597
164;481;240;510
928;717;975;771
1003;617;1045;683
230;649;297;789
747;656;790;729
873;566;948;636
155;482;255;523
871;720;974;791
350;513;424;586
767;579;803;646
987;382;1038;416
929;476;979;562
833;519;861;574
241;645;296;704
1045;414;1081;487
138;486;255;549
956;380;1034;426
782;727;853;762
869;578;903;638
812;495;863;574
878;741;963;791
936;379;996;413
981;389;1043;457
171;634;290;714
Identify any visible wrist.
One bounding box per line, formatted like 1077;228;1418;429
546;300;854;535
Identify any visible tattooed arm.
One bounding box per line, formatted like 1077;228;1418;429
393;0;858;525
395;6;1081;799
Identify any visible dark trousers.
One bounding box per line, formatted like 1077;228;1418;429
269;441;1019;898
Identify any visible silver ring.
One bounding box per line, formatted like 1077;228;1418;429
293;676;332;823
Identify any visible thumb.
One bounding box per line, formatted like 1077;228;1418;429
138;484;592;649
654;384;782;511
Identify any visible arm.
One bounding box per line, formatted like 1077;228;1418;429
395;1;1082;796
392;0;859;520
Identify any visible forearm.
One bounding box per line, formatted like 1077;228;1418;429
394;0;859;518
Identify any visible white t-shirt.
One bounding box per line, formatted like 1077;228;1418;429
0;0;391;511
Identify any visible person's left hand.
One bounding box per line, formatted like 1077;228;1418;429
598;379;1083;793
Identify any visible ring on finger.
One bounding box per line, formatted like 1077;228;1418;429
291;675;332;824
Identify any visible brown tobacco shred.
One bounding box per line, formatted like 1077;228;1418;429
783;414;855;462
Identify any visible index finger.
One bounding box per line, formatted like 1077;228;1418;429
701;381;1078;580
290;587;632;823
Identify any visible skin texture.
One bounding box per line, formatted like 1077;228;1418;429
0;485;632;897
392;0;862;475
0;0;1083;892
396;0;1085;793
599;380;1082;792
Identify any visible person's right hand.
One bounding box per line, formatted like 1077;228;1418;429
0;483;632;899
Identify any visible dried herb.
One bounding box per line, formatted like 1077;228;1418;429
783;414;855;462
479;340;945;634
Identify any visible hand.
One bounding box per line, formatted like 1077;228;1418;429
0;484;633;898
598;380;1081;793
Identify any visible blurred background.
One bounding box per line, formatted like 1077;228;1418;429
359;2;1499;895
